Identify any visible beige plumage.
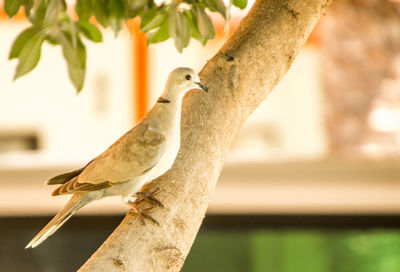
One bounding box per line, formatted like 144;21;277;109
25;67;207;248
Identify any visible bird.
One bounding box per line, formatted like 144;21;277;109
25;67;208;248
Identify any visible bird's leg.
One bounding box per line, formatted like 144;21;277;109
135;187;164;208
128;201;160;226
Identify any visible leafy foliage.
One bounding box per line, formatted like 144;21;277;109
4;0;247;92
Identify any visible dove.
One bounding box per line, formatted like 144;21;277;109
25;67;208;248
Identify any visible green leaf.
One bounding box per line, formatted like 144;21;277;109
9;27;38;59
204;0;227;19
46;35;60;45
28;0;47;26
108;0;125;35
13;31;45;80
59;32;86;92
196;6;215;42
184;9;202;43
123;0;146;18
148;19;169;44
169;10;190;53
146;0;155;9
76;0;93;20
140;7;166;32
4;0;23;18
23;0;33;18
93;0;109;27
60;0;67;10
232;0;247;9
44;0;61;23
77;20;103;42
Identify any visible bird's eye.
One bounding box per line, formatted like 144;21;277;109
185;75;191;80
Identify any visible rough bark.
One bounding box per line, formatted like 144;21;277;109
79;0;331;271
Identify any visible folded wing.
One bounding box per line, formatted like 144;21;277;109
51;123;167;196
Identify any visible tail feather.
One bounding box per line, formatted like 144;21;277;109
25;194;90;249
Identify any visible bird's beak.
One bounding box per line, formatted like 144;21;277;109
195;82;208;92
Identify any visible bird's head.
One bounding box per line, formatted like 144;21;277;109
162;67;208;101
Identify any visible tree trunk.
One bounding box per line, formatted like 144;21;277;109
78;0;331;271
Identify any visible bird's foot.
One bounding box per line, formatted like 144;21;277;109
128;202;160;226
135;187;164;208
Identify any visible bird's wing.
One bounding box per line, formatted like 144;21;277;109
46;160;94;185
52;123;167;195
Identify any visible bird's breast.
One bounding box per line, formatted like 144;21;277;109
149;129;180;179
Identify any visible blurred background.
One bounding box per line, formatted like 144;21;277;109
1;0;400;271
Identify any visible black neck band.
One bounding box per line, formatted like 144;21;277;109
157;97;170;103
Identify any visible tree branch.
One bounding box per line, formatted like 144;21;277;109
78;0;331;271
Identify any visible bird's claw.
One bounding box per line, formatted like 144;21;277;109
128;187;163;226
135;188;164;208
128;202;160;226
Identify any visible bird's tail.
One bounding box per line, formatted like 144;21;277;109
25;194;90;249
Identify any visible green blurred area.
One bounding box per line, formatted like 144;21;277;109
182;230;400;272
